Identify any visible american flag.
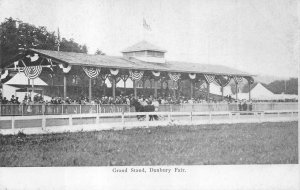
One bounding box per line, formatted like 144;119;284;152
143;18;151;31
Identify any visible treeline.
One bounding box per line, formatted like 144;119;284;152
0;17;88;68
230;78;298;95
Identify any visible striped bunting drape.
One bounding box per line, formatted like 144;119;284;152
168;72;181;82
129;70;144;81
233;76;243;84
82;66;101;79
59;64;72;73
152;71;160;77
214;76;232;87
189;73;196;80
245;76;254;84
23;65;42;79
110;68;119;76
204;74;215;83
1;70;8;80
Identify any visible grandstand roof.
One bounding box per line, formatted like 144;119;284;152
28;48;252;77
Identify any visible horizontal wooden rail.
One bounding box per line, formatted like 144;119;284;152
0;110;297;132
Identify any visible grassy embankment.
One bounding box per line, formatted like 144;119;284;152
0;121;297;166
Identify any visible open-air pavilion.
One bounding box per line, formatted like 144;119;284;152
1;41;254;102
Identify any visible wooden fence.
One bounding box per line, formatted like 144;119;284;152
0;102;298;116
0;110;297;131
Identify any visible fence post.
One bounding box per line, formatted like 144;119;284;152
146;113;149;127
80;105;82;114
42;115;46;129
11;116;15;129
229;112;232;123
121;112;125;127
61;104;64;115
69;115;73;126
209;112;212;124
168;112;171;122
96;115;99;124
42;104;45;115
261;112;265;122
21;104;24;116
190;112;193;122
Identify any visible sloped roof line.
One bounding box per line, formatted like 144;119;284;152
28;48;253;77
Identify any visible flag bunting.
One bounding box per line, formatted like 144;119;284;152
189;73;196;80
214;76;232;87
233;76;243;84
110;68;119;76
245;76;254;84
24;65;42;79
168;72;181;82
151;71;160;78
82;66;101;79
129;70;144;81
1;70;9;80
59;64;72;73
204;74;215;83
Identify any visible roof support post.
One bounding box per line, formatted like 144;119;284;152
221;86;224;101
161;79;164;97
154;80;158;98
248;81;251;101
112;77;116;99
190;81;193;99
207;82;210;102
235;82;238;100
89;78;92;102
142;78;146;95
63;74;67;99
124;80;126;95
177;80;180;99
133;80;137;99
31;79;34;100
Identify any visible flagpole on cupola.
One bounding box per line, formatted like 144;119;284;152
56;28;60;52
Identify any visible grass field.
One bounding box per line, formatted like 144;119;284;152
0;121;298;166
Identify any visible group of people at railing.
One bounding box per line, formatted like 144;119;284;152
1;93;234;106
1;91;296;116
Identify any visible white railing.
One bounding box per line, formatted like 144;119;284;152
0;104;132;116
0;110;297;131
0;102;298;116
158;102;298;112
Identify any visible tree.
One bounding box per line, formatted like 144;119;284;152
95;49;105;55
267;78;298;94
0;17;88;69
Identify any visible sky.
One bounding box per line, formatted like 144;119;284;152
0;0;299;78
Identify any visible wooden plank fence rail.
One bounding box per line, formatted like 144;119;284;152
0;102;297;116
0;110;297;131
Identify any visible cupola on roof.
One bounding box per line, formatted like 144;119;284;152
121;40;167;53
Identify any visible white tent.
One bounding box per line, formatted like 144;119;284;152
2;72;51;101
5;72;48;86
235;83;276;100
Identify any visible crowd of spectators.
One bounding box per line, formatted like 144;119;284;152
1;93;234;106
0;92;296;107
